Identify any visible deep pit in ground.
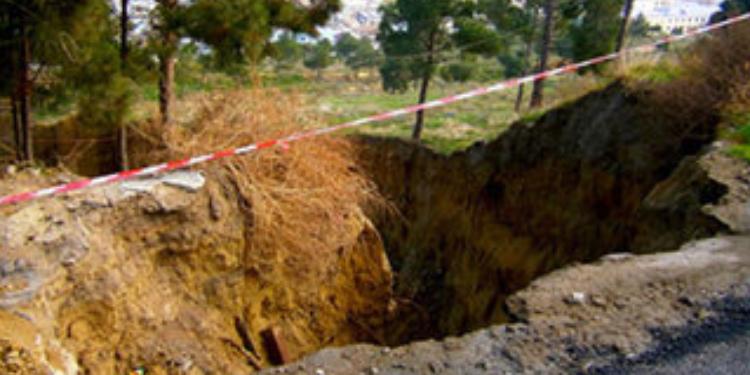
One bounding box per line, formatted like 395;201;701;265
359;82;729;346
0;82;737;374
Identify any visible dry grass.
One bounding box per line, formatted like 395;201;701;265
135;87;388;273
615;23;750;150
650;23;750;119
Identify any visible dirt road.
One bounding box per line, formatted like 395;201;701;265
599;298;750;375
263;237;750;375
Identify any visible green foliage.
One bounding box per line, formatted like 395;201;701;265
452;18;503;56
62;1;134;133
0;0;134;133
0;0;91;93
77;75;135;134
181;0;341;68
731;144;750;161
738;124;750;142
479;0;534;32
263;72;307;87
377;0;499;93
379;58;414;92
497;49;527;78
624;59;684;83
472;59;504;82
628;14;653;38
724;110;750;162
730;123;750;162
440;62;476;82
334;33;360;61
175;42;206;82
479;0;542;79
304;40;334;74
272;32;305;68
568;0;624;63
347;39;384;71
711;0;750;23
336;34;383;72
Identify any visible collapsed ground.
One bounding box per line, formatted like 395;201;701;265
1;80;748;374
1;28;750;374
359;81;733;345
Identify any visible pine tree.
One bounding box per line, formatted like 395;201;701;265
346;38;383;79
378;0;500;141
615;0;634;52
119;0;131;170
335;35;383;79
272;32;305;69
0;0;98;162
156;0;178;126
304;40;334;79
530;0;556;108
181;0;341;68
0;9;20;160
569;0;624;63
710;0;750;23
62;1;134;173
628;14;653;39
335;33;361;62
480;0;542;112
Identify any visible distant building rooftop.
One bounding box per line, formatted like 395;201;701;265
634;0;720;32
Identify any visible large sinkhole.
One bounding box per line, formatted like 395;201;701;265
0;83;736;374
358;83;729;346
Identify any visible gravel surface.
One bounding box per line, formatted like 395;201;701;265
597;296;750;375
263;237;750;375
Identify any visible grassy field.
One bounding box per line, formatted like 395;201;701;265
282;67;609;154
9;61;613;159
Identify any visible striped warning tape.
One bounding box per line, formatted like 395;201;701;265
2;13;749;207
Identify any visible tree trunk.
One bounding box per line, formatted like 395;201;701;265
514;82;526;113
11;96;21;161
19;24;33;162
120;0;129;64
118;0;130;170
615;0;634;52
412;30;437;142
159;53;175;125
117;125;129;170
412;73;431;141
530;0;556;108
158;0;177;126
517;9;539;113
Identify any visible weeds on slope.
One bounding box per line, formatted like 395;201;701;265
622;22;750;157
721;53;750;162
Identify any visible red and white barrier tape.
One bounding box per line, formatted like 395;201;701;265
2;13;749;207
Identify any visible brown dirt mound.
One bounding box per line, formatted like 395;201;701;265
0;88;396;373
0;170;394;374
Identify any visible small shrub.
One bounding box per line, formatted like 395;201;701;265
623;58;684;84
440;62;476;83
634;22;750;147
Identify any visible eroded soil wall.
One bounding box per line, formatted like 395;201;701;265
0;82;737;374
358;83;729;344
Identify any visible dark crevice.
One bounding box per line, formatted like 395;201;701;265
356;82;731;346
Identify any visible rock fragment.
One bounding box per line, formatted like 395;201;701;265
565;292;587;305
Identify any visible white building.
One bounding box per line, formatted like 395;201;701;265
633;0;721;33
